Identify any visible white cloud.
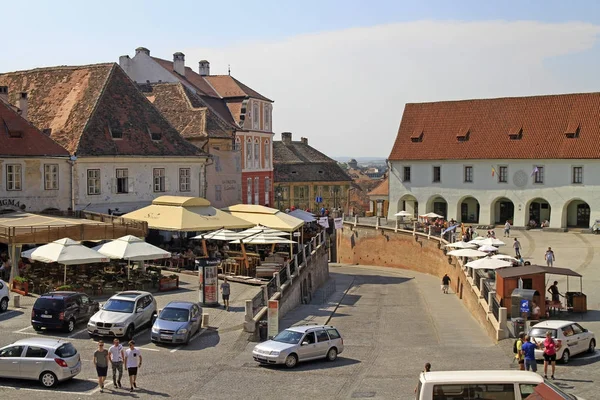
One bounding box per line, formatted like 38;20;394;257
184;20;600;157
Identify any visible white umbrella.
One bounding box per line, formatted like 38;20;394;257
447;249;488;258
23;238;109;284
468;236;486;243
238;225;289;237
477;237;506;247
465;257;512;270
445;241;477;249
492;254;519;262
419;212;443;219
478;245;499;253
191;229;244;241
229;234;297;245
394;211;412;217
93;235;171;279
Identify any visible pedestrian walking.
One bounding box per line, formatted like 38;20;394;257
124;340;142;392
221;277;231;311
93;340;110;393
521;335;540;372
542;330;560;380
514;332;525;370
504;220;511;237
441;274;451;294
109;338;125;388
545;247;555;267
513;238;521;258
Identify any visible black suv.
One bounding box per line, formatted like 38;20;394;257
32;292;100;333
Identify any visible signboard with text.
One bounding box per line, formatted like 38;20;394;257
199;259;220;306
334;217;343;229
267;300;279;339
520;299;530;313
318;217;329;228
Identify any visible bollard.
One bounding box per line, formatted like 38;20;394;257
499;307;508;332
245;300;253;322
201;313;209;328
13;294;20;308
274;272;281;291
488;291;496;313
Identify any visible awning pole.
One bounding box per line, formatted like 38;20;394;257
241;242;249;274
64;264;67;285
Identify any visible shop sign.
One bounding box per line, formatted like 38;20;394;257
0;199;26;210
268;300;279;338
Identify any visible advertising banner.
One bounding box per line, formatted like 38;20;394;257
318;217;329;228
199;259;220;306
267;300;279;339
334;217;343;229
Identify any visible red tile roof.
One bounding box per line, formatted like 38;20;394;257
0;100;69;157
367;176;388;196
204;75;272;102
0;64;203;157
389;92;600;160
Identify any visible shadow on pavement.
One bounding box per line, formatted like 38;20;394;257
260;356;361;371
0;309;24;321
0;377;98;392
177;329;220;352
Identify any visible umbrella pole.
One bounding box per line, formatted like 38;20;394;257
128;259;130;280
202;239;208;257
241;242;249;275
271;243;276;253
64;264;67;285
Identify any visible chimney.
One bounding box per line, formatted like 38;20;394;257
173;52;185;76
17;92;28;120
198;60;210;76
300;137;308;145
281;132;292;144
0;86;7;104
135;47;150;56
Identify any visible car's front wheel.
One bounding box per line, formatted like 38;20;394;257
0;297;8;312
588;339;596;354
326;347;338;361
560;349;570;364
125;325;134;340
39;371;57;387
64;319;75;333
284;354;298;369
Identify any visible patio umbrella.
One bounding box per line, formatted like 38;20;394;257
492;254;519;263
394;211;412;217
192;229;241;240
468;236;486;243
478;245;499;253
447;249;488;258
238;225;288;237
229;234;297;245
465;257;512;270
445;241;477;249
477;238;506;247
419;212;443;219
93;235;171;279
22;238;109;284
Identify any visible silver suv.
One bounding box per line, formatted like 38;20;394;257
252;325;344;368
87;291;157;340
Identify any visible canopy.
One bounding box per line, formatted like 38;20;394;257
122;196;254;232
478;245;499;252
229;234;297;245
238;225;288;237
475;237;506;247
447;249;488;258
288;209;316;223
491;254;519;262
394;211;412;217
419;212;443;219
497;265;582;279
92;235;170;261
465;257;512;270
445;241;477;249
221;204;304;232
191;229;244;241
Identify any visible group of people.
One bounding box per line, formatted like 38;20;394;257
93;339;142;393
515;331;560;379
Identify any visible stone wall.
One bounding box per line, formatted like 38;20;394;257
338;223;500;342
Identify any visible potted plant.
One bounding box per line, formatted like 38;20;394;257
158;274;179;292
12;276;29;295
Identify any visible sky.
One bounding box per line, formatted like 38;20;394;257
2;1;600;157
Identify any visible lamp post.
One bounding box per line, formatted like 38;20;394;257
275;186;283;211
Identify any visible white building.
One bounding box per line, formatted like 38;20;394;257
387;93;600;230
0;63;208;214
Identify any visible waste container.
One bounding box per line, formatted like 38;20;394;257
258;320;268;342
512;317;525;337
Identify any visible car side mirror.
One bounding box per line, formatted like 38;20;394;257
99;303;104;309
301;341;309;346
191;318;198;322
136;308;143;313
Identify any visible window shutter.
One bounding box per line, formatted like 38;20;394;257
111;178;117;194
164;177;170;192
128;180;135;193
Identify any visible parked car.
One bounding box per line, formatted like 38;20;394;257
0;338;81;387
529;320;596;363
0;279;9;312
252;325;344;368
151;301;202;345
31;292;100;333
87;291;157;340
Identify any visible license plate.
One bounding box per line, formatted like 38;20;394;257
160;334;173;340
41;314;52;319
97;329;109;335
256;357;267;362
70;366;80;375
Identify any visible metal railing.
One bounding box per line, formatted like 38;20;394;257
279;266;289;286
481;280;490;302
251;290;265;316
491;296;501;321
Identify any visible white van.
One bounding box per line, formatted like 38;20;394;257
415;370;584;400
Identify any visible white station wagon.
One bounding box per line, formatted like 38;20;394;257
529;320;596;363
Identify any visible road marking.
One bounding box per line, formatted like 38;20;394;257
136;346;160;352
68;327;88;338
88;379;114;394
170;328;207;353
0;380;112;396
15;325;32;333
133;327;149;339
12;331;66;340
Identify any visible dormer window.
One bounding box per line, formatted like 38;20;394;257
109;124;123;139
3;119;23;138
508;127;523;140
410;130;424;143
457;128;470;142
565;123;580;138
148;126;162;141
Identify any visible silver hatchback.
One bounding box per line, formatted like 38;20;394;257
0;338;81;387
252;325;344;368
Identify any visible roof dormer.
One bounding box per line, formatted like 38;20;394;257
565;123;580;138
410;130;424;143
508;126;523;140
456;127;470;142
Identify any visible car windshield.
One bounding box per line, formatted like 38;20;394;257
34;298;64;310
103;299;135;313
55;343;77;358
542;380;577;400
272;330;304;344
529;328;557;339
159;307;189;322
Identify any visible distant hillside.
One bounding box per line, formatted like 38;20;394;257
334;157;387;164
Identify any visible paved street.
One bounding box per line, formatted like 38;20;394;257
1;227;600;399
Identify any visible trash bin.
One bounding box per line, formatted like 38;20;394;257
513;317;525;337
258;320;268;342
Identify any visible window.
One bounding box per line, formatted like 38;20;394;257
265;177;271;205
433;166;441;183
6;164;22;191
25;346;48;358
264;140;270;168
316;330;330;342
109;124;123;139
87;169;101;195
534;166;544;184
403;166;411;182
153;168;165;192
254;177;259;204
246;138;253;169
432;384;515;399
464;166;473;183
148;127;162;141
116;168;128;194
252;102;260;130
498;166;508;183
326;329;340;339
572;323;584;335
179;168;191;192
264;104;271;131
247;178;252;204
302;332;316;344
572;166;583;184
234;137;241;151
44;164;59;190
214;155;222;172
215;185;222;201
254;139;260;169
0;346;24;358
199;165;206;198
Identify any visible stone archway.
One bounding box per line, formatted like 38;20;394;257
491;197;514;225
426;195;448;219
562;199;590;228
457;196;480;223
526;198;551;227
398;194;418;218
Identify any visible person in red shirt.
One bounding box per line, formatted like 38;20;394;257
543;330;560;379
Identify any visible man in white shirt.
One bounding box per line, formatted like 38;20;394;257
124;340;142;392
108;338;125;388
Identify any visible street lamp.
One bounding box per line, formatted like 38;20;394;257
275;186;283;211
